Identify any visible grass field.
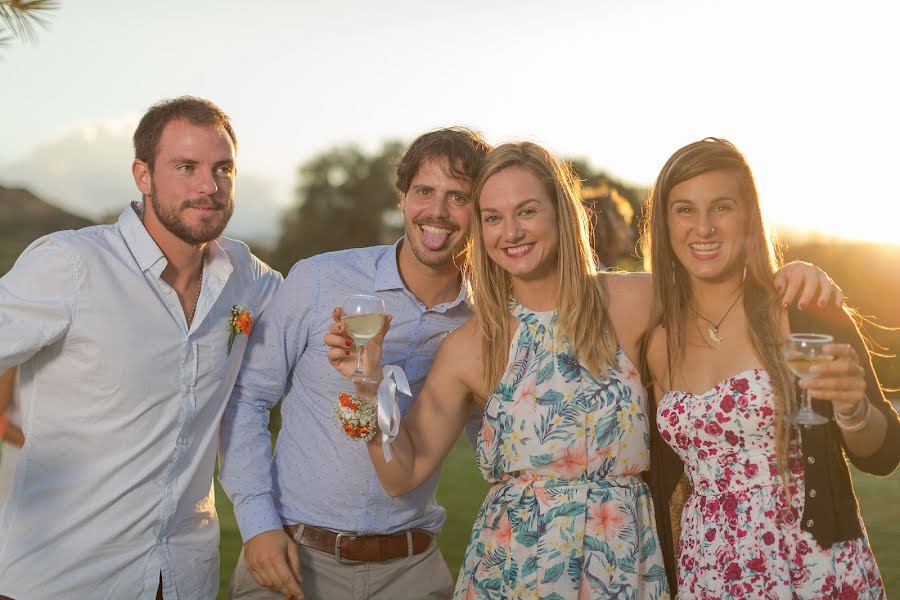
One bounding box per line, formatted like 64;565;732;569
215;436;898;599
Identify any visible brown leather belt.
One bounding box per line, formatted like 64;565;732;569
285;523;432;562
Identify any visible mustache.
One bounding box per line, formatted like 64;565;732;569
182;199;226;211
413;217;460;232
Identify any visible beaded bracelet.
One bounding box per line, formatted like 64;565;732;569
834;400;871;433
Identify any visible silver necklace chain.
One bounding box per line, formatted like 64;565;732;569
186;270;203;327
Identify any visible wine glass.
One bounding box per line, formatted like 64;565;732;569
783;333;833;426
341;294;386;384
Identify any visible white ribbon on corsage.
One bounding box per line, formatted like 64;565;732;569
376;365;410;462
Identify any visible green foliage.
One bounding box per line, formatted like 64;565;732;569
271;141;405;274
0;0;58;49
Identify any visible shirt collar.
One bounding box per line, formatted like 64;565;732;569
373;239;406;293
374;238;471;311
118;202;166;273
117;202;234;284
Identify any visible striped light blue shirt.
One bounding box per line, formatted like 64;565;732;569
219;242;473;542
0;205;282;599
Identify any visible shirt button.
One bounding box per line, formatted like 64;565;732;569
807;456;815;464
806;519;815;528
809;489;817;498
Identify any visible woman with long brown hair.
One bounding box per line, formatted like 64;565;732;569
643;138;898;598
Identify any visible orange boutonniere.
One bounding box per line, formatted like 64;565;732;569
334;392;377;442
228;305;253;353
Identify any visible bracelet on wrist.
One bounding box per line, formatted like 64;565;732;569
834;398;867;421
834;400;871;433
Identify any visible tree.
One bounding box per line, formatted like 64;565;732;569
272;141;405;274
0;0;58;51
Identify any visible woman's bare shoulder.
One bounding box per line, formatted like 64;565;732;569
601;270;652;305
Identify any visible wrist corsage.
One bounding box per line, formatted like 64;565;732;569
334;392;377;442
228;305;253;353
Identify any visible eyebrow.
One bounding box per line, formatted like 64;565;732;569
480;198;540;213
413;184;469;198
166;157;235;167
670;195;738;205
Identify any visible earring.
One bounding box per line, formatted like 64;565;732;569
671;261;677;286
742;264;747;283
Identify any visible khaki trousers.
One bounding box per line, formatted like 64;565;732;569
229;525;454;600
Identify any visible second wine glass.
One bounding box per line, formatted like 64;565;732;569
783;333;833;426
341;294;386;384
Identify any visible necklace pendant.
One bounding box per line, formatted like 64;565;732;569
708;327;724;344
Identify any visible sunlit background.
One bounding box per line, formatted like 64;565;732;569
1;0;898;245
2;3;899;596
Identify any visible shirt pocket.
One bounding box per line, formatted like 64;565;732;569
196;324;234;380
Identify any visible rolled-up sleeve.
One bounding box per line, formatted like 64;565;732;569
0;234;80;372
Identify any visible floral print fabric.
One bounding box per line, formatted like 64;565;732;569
453;305;670;599
658;369;885;599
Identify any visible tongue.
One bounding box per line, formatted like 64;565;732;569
422;227;451;250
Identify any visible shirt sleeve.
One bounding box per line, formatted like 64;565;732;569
839;313;900;475
0;234;80;372
218;258;319;542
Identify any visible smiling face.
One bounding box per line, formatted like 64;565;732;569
134;118;236;246
400;156;473;268
667;169;748;284
479;166;559;282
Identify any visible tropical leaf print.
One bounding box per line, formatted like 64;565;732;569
458;305;668;599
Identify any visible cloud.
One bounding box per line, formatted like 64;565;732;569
0;125;286;244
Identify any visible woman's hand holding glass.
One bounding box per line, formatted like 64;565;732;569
800;342;868;428
325;306;392;389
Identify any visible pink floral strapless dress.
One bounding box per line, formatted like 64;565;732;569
657;369;885;599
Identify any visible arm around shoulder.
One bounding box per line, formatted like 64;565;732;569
601;271;653;364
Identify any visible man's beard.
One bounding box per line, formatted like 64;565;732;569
149;181;234;245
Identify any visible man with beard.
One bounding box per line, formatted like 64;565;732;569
0;96;282;599
218;128;491;600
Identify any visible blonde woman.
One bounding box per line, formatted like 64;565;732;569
643;138;898;598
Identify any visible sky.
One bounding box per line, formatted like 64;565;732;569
1;0;898;245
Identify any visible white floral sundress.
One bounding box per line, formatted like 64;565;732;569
658;369;885;599
453;305;670;600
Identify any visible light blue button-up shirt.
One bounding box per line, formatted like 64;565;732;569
0;205;282;599
219;242;473;542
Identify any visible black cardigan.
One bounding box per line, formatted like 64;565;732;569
646;305;900;594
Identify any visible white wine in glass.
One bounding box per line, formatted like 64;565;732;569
783;333;833;426
341;294;386;384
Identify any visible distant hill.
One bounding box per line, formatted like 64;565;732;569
0;185;95;275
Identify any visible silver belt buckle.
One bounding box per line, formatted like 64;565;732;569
334;532;350;563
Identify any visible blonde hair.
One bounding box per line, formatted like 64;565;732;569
640;137;796;495
468;142;619;392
